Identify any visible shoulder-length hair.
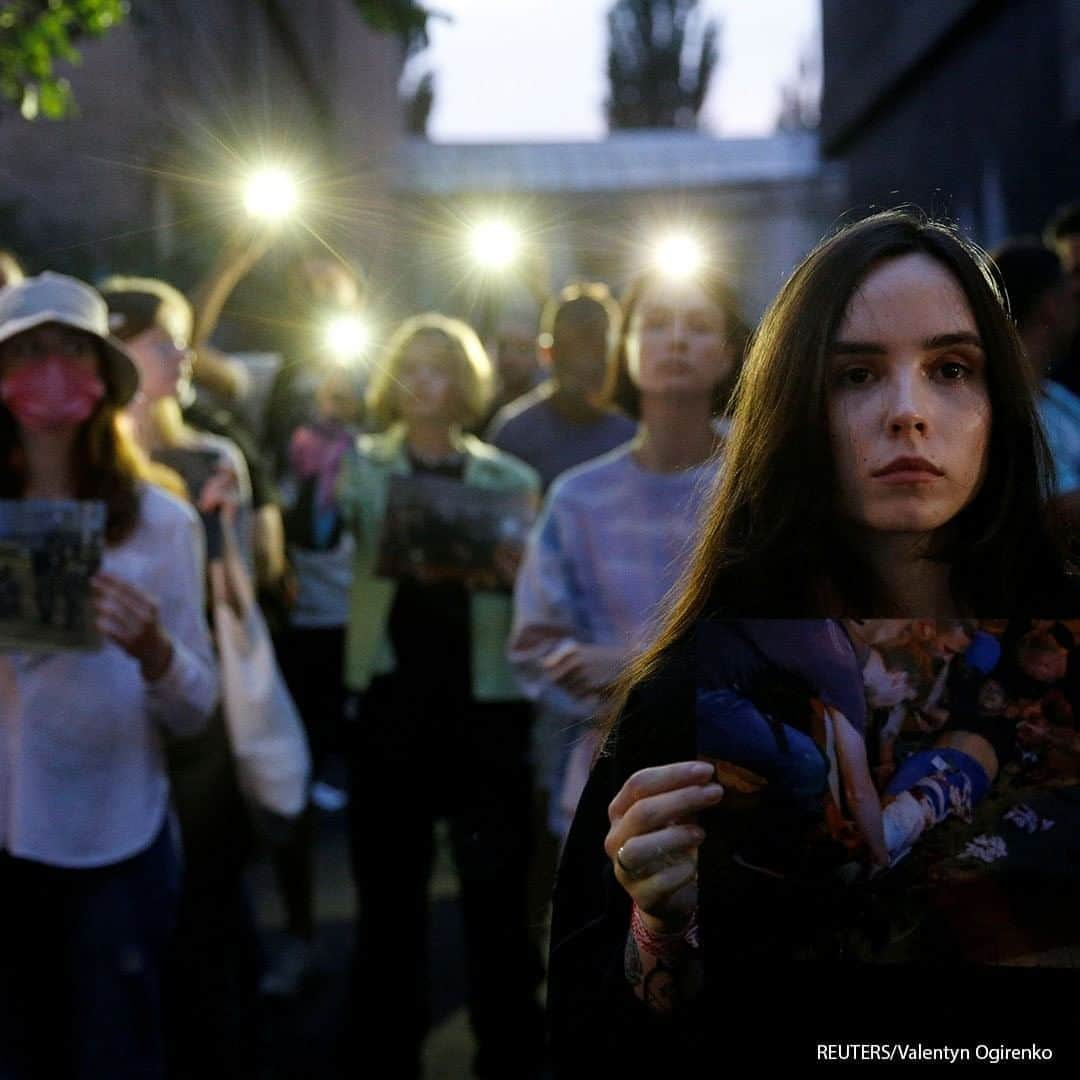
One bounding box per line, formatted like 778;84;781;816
366;313;494;430
602;208;1067;737
605;266;751;420
0;350;143;545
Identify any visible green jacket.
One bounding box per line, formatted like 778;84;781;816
337;424;540;700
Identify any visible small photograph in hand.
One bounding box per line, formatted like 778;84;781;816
696;618;1080;971
0;500;106;651
375;474;535;588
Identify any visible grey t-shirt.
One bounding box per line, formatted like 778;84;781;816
486;383;637;491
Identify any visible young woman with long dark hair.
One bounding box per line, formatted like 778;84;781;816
547;209;1077;1071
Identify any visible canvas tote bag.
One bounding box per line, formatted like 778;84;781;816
208;517;310;821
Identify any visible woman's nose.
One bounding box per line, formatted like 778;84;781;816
668;313;688;350
889;410;927;436
885;371;928;435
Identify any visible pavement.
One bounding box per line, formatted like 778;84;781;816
247;800;550;1079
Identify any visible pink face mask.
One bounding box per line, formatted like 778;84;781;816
0;354;106;431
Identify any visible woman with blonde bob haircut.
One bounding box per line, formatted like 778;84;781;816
364;312;494;431
336;312;547;1076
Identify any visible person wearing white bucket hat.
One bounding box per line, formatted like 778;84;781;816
0;272;218;1078
0;271;140;407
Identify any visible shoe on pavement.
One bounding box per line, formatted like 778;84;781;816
259;935;317;997
310;780;349;812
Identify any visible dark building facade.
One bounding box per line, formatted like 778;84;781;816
821;0;1080;243
0;0;404;285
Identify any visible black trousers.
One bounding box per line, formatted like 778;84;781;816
345;673;545;1077
272;624;347;939
275;624;346;775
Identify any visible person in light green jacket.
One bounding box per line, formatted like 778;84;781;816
335;312;546;1078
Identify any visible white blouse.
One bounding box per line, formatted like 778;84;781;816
0;485;219;868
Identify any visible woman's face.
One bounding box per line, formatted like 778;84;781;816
396;334;460;427
126;323;190;403
628;280;734;403
827;252;991;537
0;324;105;434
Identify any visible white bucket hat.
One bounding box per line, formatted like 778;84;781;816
0;271;140;405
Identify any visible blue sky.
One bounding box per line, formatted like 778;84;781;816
407;0;820;142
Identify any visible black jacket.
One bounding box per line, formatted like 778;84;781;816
547;618;1080;1072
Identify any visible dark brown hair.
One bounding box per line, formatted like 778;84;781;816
605;267;751;419
602;208;1067;737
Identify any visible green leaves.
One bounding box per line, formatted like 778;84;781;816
0;0;129;120
349;0;431;55
0;0;431;122
350;0;429;37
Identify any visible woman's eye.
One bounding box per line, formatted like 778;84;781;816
936;359;971;381
837;366;874;387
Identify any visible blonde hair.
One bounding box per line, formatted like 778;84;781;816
97;275;193;344
366;313;493;429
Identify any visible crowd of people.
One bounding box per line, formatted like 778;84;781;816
2;198;1080;1076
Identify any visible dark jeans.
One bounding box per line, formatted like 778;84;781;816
0;823;178;1080
345;674;546;1077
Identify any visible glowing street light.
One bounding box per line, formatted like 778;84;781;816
468;219;521;272
242;166;300;222
323;313;371;363
651;230;708;282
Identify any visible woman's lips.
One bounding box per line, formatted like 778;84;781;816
872;456;944;483
656;357;693;372
874;469;941;484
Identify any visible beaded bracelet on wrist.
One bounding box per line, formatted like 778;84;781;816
630;903;701;959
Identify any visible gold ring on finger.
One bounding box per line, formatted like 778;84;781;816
616;844;641;879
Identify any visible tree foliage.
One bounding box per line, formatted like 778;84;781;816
403;69;435;137
351;0;431;56
606;0;719;131
0;0;129;120
0;0;433;122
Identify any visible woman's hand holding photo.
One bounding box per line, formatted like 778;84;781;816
604;760;723;930
92;570;173;681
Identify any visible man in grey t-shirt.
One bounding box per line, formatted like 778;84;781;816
486;282;636;491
